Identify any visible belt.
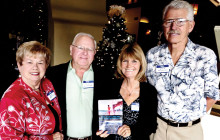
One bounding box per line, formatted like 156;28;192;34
157;114;200;127
67;136;92;140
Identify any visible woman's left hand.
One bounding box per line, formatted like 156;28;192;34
117;125;131;138
53;132;64;140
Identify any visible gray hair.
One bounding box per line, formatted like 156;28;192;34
163;0;194;21
72;32;97;48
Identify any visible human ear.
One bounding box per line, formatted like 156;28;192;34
188;21;195;33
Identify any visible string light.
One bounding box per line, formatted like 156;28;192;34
192;4;199;15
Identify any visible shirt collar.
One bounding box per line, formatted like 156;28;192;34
183;38;197;58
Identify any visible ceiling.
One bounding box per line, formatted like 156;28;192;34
50;0;107;25
50;0;106;14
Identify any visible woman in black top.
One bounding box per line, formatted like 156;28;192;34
95;43;158;140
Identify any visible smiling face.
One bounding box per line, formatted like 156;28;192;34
17;53;47;88
121;56;140;80
163;8;195;46
70;35;96;70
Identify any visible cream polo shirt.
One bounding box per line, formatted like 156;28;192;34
66;61;94;137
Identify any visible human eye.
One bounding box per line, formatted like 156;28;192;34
165;19;173;24
132;60;138;63
163;19;173;27
177;19;186;24
27;60;32;64
38;61;45;64
122;59;128;63
87;48;94;52
78;46;84;50
167;20;173;23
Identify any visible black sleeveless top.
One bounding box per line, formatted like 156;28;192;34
115;94;140;140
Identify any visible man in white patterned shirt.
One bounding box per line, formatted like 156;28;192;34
146;0;219;140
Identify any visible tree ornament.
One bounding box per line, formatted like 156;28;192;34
116;22;121;27
108;5;126;18
111;41;116;48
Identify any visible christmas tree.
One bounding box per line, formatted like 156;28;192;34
95;5;135;79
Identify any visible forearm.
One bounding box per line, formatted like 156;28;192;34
206;97;217;112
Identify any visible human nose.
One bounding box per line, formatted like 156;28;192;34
127;61;132;67
82;48;88;54
33;63;38;69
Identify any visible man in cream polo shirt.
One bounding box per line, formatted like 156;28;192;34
66;61;94;138
46;32;97;140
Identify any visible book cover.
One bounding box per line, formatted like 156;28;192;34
98;99;123;134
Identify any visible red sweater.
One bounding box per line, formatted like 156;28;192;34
0;77;62;140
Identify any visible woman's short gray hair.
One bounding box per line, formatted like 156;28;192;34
163;0;194;21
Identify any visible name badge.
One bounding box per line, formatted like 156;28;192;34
156;65;169;73
83;81;94;89
131;102;139;112
47;90;56;101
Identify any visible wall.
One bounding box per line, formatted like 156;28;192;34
215;26;220;61
201;110;220;140
124;7;141;40
53;22;103;65
49;0;107;65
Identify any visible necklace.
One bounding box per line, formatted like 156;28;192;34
122;82;139;96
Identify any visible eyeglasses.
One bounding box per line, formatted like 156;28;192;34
72;45;95;53
163;18;190;27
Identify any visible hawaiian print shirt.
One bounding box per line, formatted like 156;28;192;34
0;78;62;140
146;39;219;123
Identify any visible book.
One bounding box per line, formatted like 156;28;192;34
98;99;123;134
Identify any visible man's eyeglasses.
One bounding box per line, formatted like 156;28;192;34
163;18;190;27
72;45;95;53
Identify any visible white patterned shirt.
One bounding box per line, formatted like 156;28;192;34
146;39;219;123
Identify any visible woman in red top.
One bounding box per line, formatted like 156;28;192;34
0;41;63;140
